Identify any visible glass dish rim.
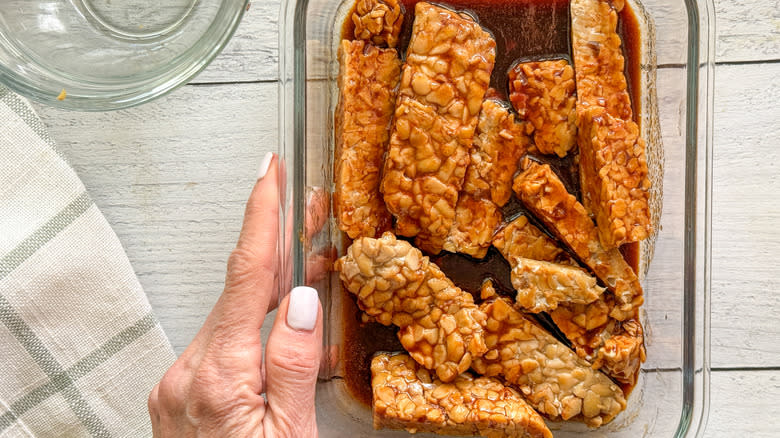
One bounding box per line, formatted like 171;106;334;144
277;0;715;435
0;0;249;112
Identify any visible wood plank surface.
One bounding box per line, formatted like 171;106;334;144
708;370;780;436
711;63;780;367
714;0;780;63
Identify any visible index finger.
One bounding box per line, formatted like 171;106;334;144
217;152;281;335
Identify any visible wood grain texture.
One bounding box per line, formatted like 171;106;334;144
711;63;780;367
192;0;281;84
714;0;780;63
708;370;780;436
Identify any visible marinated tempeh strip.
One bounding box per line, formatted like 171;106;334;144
508;60;577;158
494;214;577;267
550;302;645;387
334;40;400;239
571;0;632;119
335;232;488;382
578;108;652;247
571;0;652;247
438;196;502;259
492;215;641;383
509;257;605;313
513;159;643;320
372;352;552;438
441;100;529;258
383;97;469;246
466;100;531;208
491;216;606;313
472;297;626;428
351;0;404;48
381;2;496;254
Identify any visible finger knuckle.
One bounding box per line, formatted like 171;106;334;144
225;247;275;291
156;361;193;410
267;344;321;381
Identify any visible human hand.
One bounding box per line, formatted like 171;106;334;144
148;153;323;437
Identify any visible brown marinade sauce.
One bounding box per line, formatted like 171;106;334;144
339;0;643;406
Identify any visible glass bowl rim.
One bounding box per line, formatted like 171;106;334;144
0;0;250;112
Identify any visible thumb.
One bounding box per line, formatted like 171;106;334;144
264;286;322;437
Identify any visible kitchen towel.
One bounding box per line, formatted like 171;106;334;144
0;86;175;437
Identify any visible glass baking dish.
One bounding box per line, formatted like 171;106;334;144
278;0;713;436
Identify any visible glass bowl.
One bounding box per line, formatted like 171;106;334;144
278;0;714;436
0;0;247;111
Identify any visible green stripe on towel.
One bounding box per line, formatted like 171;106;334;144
0;86;60;156
0;312;159;432
0;191;112;437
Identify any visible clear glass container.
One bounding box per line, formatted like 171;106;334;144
0;0;247;111
278;0;714;435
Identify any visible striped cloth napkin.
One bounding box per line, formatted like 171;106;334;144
0;87;176;437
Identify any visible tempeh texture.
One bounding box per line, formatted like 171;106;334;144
578;108;652;247
493;216;643;383
512;160;645;385
439;196;502;259
352;0;404;48
335;232;488;382
571;0;652;247
381;2;496;254
441;100;529;258
466;100;530;207
509;60;577;158
492;216;606;313
334;40;400;239
550;302;646;387
509;258;605;313
372;352;553;438
512;159;643;320
472;298;626;427
493;214;577;267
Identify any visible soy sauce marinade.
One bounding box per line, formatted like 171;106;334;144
339;0;643;406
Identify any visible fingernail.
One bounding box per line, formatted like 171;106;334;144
257;152;274;180
287;286;319;331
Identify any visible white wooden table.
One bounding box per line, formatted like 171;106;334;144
32;0;780;435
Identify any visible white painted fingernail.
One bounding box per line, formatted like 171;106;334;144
287;286;319;331
257;152;274;180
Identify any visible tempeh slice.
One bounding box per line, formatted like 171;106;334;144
578;108;652;247
571;0;632;119
438;196;502;259
492;214;642;384
335;232;488;382
509;258;605;313
381;2;496;254
351;0;404;48
508;59;577;158
472;297;626;427
467;99;531;208
571;0;651;247
491;216;607;312
372;352;552;438
494;214;577;267
512;159;643;320
441;100;529;258
334;40;401;239
550;302;645;387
